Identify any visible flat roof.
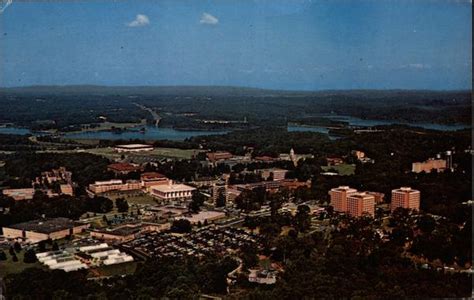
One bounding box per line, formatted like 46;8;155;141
93;179;123;185
151;184;196;193
393;187;420;193
95;226;140;236
7;218;84;234
141;172;167;179
348;192;375;199
180;211;226;224
107;163;141;171
3;188;35;195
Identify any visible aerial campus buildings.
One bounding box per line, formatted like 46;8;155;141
2;218;89;242
149;183;196;203
36;243;133;272
391;187;421;212
329;186;375;218
329;185;421;217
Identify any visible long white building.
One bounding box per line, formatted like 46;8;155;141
149;183;196;202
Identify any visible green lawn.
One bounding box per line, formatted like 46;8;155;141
321;163;356;176
83;147;201;160
0;249;44;277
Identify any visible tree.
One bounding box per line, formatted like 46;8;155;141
294;205;311;233
170;219;192;233
23;249;37;263
9;246;15;255
188;191;206;213
259;222;281;249
52;242;59;251
417;215;436;234
14;241;22;253
12;254;18;262
215;191;226;208
115;198;129;213
244;216;258;233
0;250;7;261
269;193;284;219
240;244;259;270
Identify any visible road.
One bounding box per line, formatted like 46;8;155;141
133;103;161;126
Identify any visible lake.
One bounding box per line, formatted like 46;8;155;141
0;127;33;135
1;116;468;141
287;115;469;136
65;126;228;140
328;115;469;131
0;125;227;141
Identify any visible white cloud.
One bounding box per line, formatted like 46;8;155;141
127;14;150;27
200;13;219;25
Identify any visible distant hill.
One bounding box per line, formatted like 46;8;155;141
0;85;296;97
0;85;469;97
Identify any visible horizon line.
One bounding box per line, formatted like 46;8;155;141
0;84;471;93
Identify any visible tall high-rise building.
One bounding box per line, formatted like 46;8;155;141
391;187;420;212
347;192;376;217
329;186;357;212
445;151;453;171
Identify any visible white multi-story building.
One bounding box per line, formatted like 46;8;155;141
149;183;196;202
88;180;141;194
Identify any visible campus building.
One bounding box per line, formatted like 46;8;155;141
391;187;420;212
2;218;89;242
2;188;59;201
412;159;447;173
149;183;196;202
329;186;357;213
90;224;142;242
107;163;143;175
88;179;141;194
114;144;154;153
206;151;233;163
140;172;171;189
256;168;288;181
347;192;376;217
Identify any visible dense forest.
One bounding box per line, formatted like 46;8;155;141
0;87;470;131
0;152;112;188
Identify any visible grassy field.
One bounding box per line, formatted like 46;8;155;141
321;163;356;176
0;249;44;277
39;146;201;160
84;147;201;160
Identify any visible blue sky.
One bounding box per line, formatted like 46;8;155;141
0;0;471;90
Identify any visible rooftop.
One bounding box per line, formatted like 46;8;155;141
115;144;153;149
95;226;141;236
151;183;196;193
8;218;84;234
93;179;123;185
394;187;420;193
108;163;141;172
348;192;375;200
141;172;167;180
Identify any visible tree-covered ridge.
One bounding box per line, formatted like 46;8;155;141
0;88;470;131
